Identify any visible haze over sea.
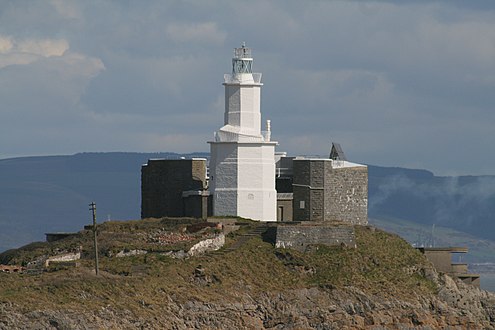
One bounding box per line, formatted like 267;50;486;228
481;274;495;292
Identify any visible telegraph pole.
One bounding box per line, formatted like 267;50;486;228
89;202;99;275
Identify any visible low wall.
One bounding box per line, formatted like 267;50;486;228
45;252;81;267
188;234;225;257
275;223;355;252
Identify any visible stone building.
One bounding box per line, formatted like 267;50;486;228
292;158;368;225
141;158;210;219
417;247;480;287
140;150;368;225
140;44;368;226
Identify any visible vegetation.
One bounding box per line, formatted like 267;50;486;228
0;219;437;316
0;218;218;266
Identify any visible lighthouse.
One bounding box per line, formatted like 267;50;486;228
208;43;277;221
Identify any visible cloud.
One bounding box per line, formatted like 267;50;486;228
49;0;82;20
0;36;13;53
1;0;495;175
81;52;218;117
16;38;69;57
0;34;104;157
0;35;69;69
0;50;104;109
370;172;495;228
165;22;226;44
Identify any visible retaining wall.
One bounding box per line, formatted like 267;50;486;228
275;223;356;252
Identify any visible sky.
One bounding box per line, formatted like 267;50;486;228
1;0;494;176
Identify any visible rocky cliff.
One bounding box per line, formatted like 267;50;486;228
1;274;494;329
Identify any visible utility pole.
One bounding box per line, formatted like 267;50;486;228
89;202;99;275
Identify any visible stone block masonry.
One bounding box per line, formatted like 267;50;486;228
325;166;368;225
293;159;368;225
141;159;207;219
275;223;356;252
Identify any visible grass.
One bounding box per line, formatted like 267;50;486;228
0;219;438;314
0;218;218;265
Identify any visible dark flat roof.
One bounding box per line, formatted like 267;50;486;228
416;247;468;253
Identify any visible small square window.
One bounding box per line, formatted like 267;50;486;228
299;201;305;209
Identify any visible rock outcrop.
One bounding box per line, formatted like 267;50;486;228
1;271;494;330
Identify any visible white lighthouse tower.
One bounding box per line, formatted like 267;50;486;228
208;43;277;221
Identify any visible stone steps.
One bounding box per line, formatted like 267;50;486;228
209;225;268;256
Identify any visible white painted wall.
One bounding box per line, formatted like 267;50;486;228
210;142;277;221
236;143;277;221
209;53;277;222
224;84;261;136
210;143;238;216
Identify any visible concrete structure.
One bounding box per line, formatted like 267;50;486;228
45;232;78;242
417;247;480;287
182;190;211;219
292;158;368;225
141;158;209;219
277;193;293;221
329;142;347;161
275;153;294;193
208;43;277;221
275;222;356;252
0;265;25;273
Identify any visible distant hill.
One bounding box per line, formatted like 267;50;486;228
1;152;495;260
368;165;495;241
368;217;495;263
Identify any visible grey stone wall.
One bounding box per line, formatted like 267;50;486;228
275;223;355;251
141;159;207;218
325;166;368;225
293;159;329;222
183;192;211;219
292;159;368;225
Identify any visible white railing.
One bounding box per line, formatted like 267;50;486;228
234;46;252;58
216;130;264;143
223;73;262;84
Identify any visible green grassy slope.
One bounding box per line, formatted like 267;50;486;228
0;220;436;314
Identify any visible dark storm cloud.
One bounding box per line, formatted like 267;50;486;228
0;1;494;175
